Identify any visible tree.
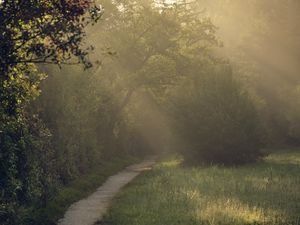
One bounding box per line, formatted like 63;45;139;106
170;63;265;165
88;0;218;150
194;0;300;146
0;1;101;224
0;0;102;72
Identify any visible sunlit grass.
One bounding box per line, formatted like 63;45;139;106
99;150;300;225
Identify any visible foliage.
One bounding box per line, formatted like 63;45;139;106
17;156;137;225
196;0;300;145
0;1;101;224
85;0;220;156
170;63;265;164
36;65;117;182
0;64;54;223
0;0;101;72
283;85;300;144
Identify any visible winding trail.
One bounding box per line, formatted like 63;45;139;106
57;157;156;225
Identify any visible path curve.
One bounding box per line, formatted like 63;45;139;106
57;157;156;225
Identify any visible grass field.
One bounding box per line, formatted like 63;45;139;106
99;149;300;225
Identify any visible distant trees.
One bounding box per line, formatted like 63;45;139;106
88;0;219;152
281;85;300;145
90;0;266;165
170;63;265;164
28;0;233;186
196;0;300;146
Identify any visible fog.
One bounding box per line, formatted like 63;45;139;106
85;0;300;150
2;1;300;223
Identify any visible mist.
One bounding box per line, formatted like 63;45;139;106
1;1;300;224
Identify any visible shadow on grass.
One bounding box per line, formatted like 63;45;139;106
177;154;300;224
97;151;300;225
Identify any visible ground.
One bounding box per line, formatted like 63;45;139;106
20;156;138;225
58;157;156;225
98;149;300;225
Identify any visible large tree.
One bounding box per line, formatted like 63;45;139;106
0;1;101;223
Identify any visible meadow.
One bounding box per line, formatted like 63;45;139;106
99;149;300;225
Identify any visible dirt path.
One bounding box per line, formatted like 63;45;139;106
57;157;156;225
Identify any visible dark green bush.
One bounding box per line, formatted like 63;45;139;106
172;65;265;165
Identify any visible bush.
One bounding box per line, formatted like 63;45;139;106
172;65;265;165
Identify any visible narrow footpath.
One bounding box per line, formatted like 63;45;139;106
57;157;156;225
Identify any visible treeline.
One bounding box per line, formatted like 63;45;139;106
1;0;300;224
199;0;300;145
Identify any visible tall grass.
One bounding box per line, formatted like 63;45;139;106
99;150;300;225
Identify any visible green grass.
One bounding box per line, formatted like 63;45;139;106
19;156;139;225
99;150;300;225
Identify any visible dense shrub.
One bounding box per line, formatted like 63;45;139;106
172;65;265;165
